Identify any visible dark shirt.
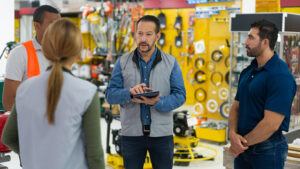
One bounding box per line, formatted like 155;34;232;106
235;52;297;136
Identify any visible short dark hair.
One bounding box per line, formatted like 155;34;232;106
33;5;60;23
251;19;278;50
136;15;160;34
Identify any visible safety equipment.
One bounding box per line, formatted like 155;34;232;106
211;50;223;62
22;40;40;79
218;87;229;100
210;71;223;86
194;57;205;69
220;101;230;119
206;99;218;113
194;70;206;84
194;88;207;102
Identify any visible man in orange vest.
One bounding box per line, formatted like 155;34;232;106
2;5;60;111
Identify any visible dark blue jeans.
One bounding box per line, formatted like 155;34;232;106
234;131;288;169
121;135;174;169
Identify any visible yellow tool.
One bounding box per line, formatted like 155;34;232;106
173;136;217;163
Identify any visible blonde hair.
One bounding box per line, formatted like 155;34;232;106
42;18;83;124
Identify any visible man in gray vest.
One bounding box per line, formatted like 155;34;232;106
106;15;186;169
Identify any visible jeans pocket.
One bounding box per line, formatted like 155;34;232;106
253;140;275;155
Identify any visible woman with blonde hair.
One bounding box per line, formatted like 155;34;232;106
2;18;105;169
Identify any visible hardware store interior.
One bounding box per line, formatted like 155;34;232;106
0;0;300;169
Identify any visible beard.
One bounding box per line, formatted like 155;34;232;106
246;42;263;58
138;41;155;53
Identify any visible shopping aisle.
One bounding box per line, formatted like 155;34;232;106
1;118;226;169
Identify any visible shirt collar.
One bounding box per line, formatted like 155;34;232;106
32;36;42;51
250;51;278;71
137;46;158;63
46;66;73;75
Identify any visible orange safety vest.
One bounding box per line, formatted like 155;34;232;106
22;40;40;79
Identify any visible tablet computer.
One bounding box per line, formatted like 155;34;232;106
132;91;159;99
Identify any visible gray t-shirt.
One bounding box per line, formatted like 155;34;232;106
5;37;49;81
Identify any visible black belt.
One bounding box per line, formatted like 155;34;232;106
143;125;150;136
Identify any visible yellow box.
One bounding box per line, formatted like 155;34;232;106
195;127;226;143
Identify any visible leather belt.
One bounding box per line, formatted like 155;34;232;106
143;125;150;136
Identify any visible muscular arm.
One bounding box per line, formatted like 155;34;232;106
2;79;21;111
228;100;239;134
244;110;285;146
228;100;248;157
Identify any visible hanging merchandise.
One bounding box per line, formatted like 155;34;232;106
118;13;132;55
218;87;229;100
174;14;182;30
188;12;195;27
195;57;205;69
187;68;195;85
194;88;207;102
175;32;183;48
104;0;113;15
158;12;166;29
158;32;165;47
81;4;95;19
194;40;206;54
194;70;206;84
187;45;194;65
210;71;223;86
186;13;195;66
211;50;223;62
187;29;195;45
193;103;204;115
80;18;89;33
206;99;218;113
219;101;230;119
225;71;229;85
206;60;216;72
